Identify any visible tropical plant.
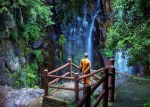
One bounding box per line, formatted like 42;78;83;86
106;0;150;70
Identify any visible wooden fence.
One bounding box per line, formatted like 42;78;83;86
41;58;115;107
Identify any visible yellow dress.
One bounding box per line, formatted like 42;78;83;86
79;58;91;84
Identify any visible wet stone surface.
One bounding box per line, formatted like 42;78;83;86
113;77;150;107
0;88;44;107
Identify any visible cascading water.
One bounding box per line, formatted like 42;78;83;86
87;11;100;66
60;0;101;68
115;51;131;73
86;0;100;68
115;51;139;77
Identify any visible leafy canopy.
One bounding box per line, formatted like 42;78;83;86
106;0;150;66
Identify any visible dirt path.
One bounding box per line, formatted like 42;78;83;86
112;77;150;107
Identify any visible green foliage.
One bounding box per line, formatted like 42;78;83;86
0;0;54;88
6;68;17;79
6;68;26;88
33;50;43;63
11;32;18;42
66;100;75;107
143;97;150;107
106;0;150;67
12;0;54;25
0;1;12;17
57;34;66;47
103;48;114;58
22;24;41;43
26;63;39;87
6;61;40;88
33;85;40;89
55;0;93;24
56;34;67;65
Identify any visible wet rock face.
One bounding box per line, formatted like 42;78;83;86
114;78;150;107
0;40;26;86
0;88;44;107
32;40;43;49
0;60;7;85
56;0;102;69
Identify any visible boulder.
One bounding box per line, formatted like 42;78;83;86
1;88;44;107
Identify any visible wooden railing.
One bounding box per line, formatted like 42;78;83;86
41;58;115;107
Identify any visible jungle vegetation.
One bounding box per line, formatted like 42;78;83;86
1;0;150;87
1;0;150;106
0;0;54;88
0;0;94;88
106;0;150;73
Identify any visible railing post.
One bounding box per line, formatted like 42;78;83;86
74;73;79;101
68;58;72;82
109;66;115;102
102;67;109;107
40;68;44;89
44;69;48;96
84;84;91;107
109;58;114;66
108;58;114;100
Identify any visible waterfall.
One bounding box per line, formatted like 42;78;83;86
59;0;101;67
115;51;130;73
87;0;100;68
115;51;139;77
87;13;98;64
